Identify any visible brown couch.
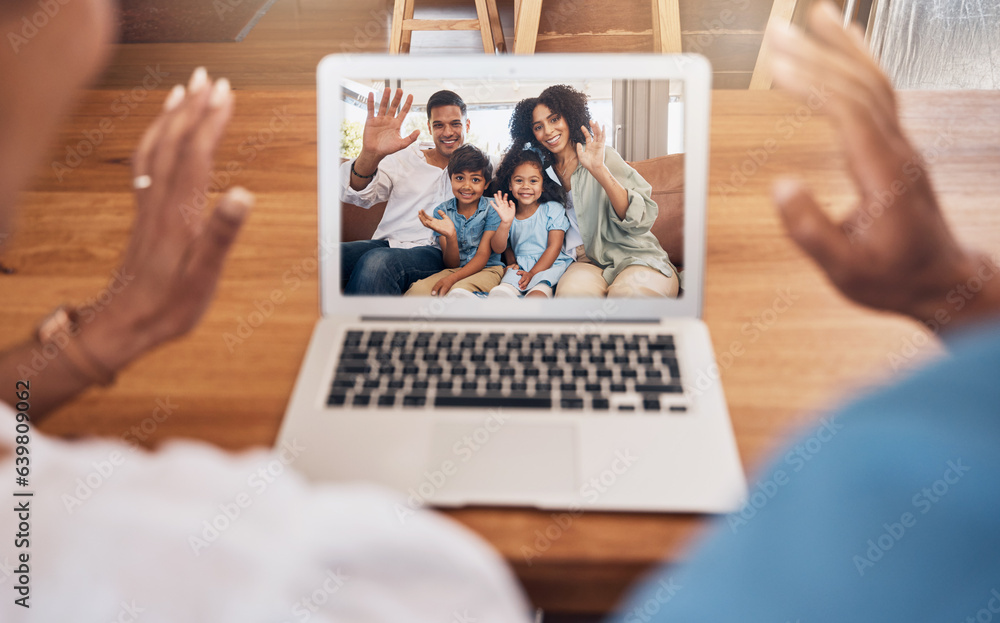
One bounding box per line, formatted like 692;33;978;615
341;153;685;268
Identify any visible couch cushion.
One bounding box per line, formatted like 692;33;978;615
629;153;684;269
341;200;386;243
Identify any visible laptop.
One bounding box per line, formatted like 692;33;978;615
276;53;747;513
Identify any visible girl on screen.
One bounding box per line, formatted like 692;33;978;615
509;85;679;298
487;148;575;298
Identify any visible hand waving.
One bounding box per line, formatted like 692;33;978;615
363;87;420;159
84;67;253;371
768;2;999;330
418;208;457;239
491;191;517;224
576;120;607;174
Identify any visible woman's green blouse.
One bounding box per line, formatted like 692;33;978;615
568;146;677;284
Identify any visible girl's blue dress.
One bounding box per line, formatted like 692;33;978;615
501;201;575;293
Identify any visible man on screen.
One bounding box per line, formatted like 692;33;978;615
340;88;475;295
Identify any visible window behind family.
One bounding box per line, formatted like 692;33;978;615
339;78;686;299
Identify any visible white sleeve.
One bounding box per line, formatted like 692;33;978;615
340;158;394;209
0;419;532;623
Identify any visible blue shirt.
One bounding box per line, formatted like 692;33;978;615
611;323;1000;623
431;196;503;268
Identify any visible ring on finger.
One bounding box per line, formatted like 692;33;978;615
132;175;153;190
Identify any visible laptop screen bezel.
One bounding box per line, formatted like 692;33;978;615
317;53;710;322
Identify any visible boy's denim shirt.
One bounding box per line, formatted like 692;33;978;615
431;196;503;267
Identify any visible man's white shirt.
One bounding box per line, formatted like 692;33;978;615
340;144;453;249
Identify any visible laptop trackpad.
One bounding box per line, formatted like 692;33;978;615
426;421;578;504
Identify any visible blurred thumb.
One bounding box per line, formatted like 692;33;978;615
773;177;847;271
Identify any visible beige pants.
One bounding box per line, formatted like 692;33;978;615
405;265;505;296
555;262;679;298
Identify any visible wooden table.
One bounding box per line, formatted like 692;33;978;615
2;89;998;614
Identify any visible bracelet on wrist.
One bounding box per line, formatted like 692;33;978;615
36;305;116;387
351;160;376;179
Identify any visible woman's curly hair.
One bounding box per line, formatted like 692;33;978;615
492;147;566;205
508;85;592;163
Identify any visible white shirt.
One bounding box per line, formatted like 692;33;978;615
0;401;531;622
341;145;453;249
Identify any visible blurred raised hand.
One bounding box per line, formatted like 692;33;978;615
0;67;252;417
768;2;1000;332
90;67;253;369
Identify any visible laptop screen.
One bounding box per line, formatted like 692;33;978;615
318;55;709;321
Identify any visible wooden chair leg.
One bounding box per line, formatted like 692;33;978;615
474;0;496;53
750;0;799;89
400;0;415;54
486;0;506;53
651;0;682;53
513;0;542;54
651;0;661;50
390;0;406;54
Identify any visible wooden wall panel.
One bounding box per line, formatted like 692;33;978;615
96;0;771;91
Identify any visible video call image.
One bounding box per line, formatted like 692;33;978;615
338;77;685;299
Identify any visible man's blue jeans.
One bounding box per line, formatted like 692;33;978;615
342;240;444;295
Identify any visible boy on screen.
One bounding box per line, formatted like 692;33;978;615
405;145;505;297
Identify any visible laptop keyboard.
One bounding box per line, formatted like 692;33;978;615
327;330;686;413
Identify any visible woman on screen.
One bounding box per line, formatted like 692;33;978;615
509;85;679;298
